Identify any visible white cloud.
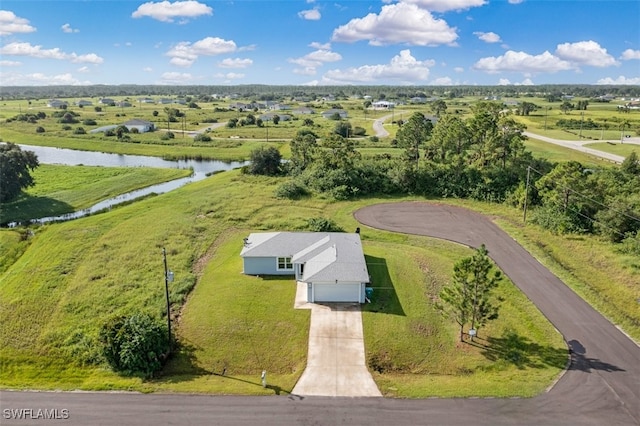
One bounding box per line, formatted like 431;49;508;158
596;75;640;85
431;76;453;85
143;67;153;72
0;71;91;85
322;49;435;84
289;49;342;75
331;2;458;46
508;0;524;4
0;60;21;66
132;1;212;22
310;42;331;50
169;57;195;67
0;42;104;64
0;10;36;35
61;23;79;33
620;49;640;60
218;58;253;68
473;50;573;74
298;8;321;20
474;31;501;43
498;78;511;85
166;37;237;67
555;40;618;67
77;66;90;73
158;71;196;84
454;66;464;73
403;0;486;12
520;78;534;85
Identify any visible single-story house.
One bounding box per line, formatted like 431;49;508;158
321;109;348;119
240;232;370;303
116;101;132;108
123;119;154;133
372;100;395;110
138;97;155;103
293;107;315;115
99;98;116;105
47;99;68;108
259;113;291;122
76;100;93;107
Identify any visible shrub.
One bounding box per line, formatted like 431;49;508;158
82;119;97;126
99;313;169;377
248;146;282;176
61;125;72;131
306;217;344;232
194;134;212;142
161;131;175;140
35;126;45;133
274;180;308;199
73;127;86;135
104;129;116;137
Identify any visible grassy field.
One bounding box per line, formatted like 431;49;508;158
0;170;574;396
584;141;639;157
1;164;191;224
1;95;637;397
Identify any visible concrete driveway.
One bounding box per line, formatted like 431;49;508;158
292;283;382;397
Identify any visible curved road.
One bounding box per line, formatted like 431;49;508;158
2;202;639;425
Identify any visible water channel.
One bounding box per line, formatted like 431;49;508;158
10;144;247;226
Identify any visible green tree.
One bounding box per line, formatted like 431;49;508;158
0;143;40;203
248;146;282;176
621;151;640;175
427;114;470;163
290;131;318;171
467;102;502;167
333;121;353;138
560;101;574;114
272;115;280;125
430;99;448;117
438;245;502;341
396;112;433;166
517;101;537;116
99;313;169;377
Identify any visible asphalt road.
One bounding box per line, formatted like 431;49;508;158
2;202;639;425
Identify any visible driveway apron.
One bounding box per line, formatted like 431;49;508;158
293;283;382;397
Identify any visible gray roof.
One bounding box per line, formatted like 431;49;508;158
240;232;369;283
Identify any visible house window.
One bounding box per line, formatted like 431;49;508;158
277;257;293;271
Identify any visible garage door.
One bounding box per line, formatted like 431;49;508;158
313;283;361;303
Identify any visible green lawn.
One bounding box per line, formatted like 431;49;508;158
584;142;639;157
1;164;191;224
0;171;583;396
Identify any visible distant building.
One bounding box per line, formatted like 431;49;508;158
123;119;155;133
47;99;68;108
371;100;395;110
321;109;348;119
75;100;93;107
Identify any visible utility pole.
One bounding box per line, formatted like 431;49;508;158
523;166;531;224
162;248;173;351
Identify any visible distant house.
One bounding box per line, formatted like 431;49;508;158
123;119;154;133
75;100;93;107
240;232;370;303
99;98;116;105
293;107;315;115
47;99;68;108
157;98;173;105
321;109;348;119
259;113;291;122
116;101;132;108
138;97;155;104
270;104;291;111
372;100;395;110
410;97;427;104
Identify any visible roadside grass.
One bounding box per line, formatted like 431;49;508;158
524;137;609;167
0;171;570;396
584;142;639;157
1;164;191;223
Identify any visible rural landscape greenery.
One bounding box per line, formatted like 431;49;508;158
0;84;639;397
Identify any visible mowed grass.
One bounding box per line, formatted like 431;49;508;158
584;142;639;157
1;164;191;223
2;170;571;397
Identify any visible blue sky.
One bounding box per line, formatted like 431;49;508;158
1;0;639;86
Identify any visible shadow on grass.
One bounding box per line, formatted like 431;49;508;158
1;195;74;225
154;341;294;396
363;255;406;316
470;331;568;370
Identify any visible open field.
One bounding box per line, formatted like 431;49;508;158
1;164;191;224
1;171;570;396
3;167;638;396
